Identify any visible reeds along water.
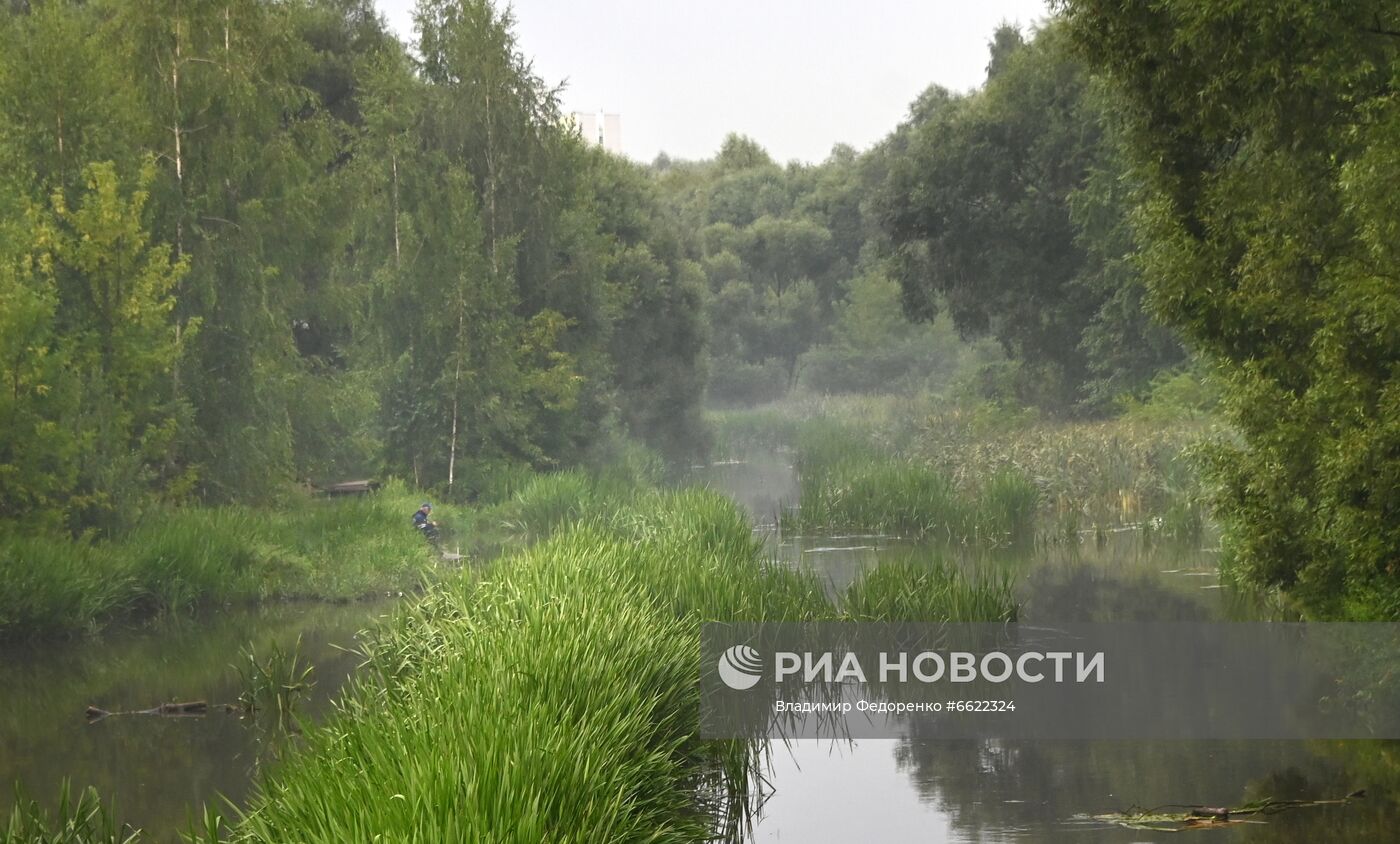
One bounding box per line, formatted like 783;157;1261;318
841;554;1019;623
785;423;1040;546
222;490;832;843
712;397;1213;546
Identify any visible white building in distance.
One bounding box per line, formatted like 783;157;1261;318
570;111;622;155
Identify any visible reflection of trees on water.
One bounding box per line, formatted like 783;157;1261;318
895;547;1400;841
0;601;384;836
1022;557;1218;622
892;736;1400;842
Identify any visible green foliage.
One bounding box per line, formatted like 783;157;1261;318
1117;364;1222;427
0;231;76;532
653;131;903;407
0;482;438;639
47;162;192;530
879;22;1183;412
0;0;714;540
799;274;1001;395
0;160;191;533
1060;0;1400;617
3;781;135;844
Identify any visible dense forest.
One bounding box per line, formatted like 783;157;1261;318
0;0;709;535
2;0;1398;618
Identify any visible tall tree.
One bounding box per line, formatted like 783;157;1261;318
1059;0;1400;616
880;22;1181;412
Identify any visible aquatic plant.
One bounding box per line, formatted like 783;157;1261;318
2;781;136;844
235;637;315;722
785;424;1039;546
842;556;1019;623
712;394;1222;534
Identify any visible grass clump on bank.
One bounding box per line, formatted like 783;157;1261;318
221;490;830;842
0;481;441;640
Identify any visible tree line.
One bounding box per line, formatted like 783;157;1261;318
3;0;1396;616
651;24;1185;414
646;6;1399;617
0;0;707;535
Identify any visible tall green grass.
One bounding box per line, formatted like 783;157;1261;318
221;490;831;842
842;555;1019;622
0;538;133;638
787;423;1039;545
3;781;135;844
497;470;635;542
0;480;439;640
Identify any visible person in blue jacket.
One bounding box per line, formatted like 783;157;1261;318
413;502;438;540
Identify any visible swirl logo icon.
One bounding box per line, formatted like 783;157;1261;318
718;644;763;691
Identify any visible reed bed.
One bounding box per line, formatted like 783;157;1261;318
841;555;1019;622
714;394;1217;540
786;422;1040;545
221;490;831;843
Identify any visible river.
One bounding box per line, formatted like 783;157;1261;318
0;599;397;839
2;459;1395;841
703;455;1398;843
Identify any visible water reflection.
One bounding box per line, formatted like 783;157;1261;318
0;599;396;840
697;457;1399;843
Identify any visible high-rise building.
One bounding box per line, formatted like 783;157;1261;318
570;111;623;154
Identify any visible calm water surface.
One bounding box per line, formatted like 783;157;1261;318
0;599;397;840
701;455;1399;843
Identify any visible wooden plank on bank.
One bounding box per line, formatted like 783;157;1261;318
315;479;381;496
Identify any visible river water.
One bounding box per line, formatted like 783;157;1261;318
0;599;396;839
702;455;1399;843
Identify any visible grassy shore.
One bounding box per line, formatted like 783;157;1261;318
0;481;443;640
216;489;831;842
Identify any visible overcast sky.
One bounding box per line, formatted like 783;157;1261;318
374;1;1051;164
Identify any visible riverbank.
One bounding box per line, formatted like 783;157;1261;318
0;481;451;640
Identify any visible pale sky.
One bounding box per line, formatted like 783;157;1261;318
374;1;1051;164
